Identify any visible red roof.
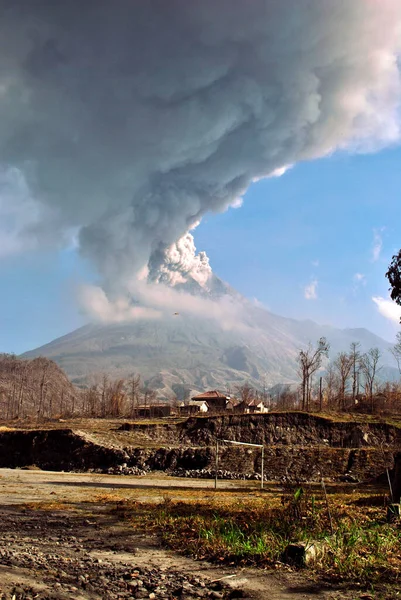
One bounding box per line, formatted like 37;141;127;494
192;390;230;400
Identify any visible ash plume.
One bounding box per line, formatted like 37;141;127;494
0;0;400;319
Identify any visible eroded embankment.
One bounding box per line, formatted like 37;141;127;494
0;413;400;481
0;429;127;471
120;412;401;447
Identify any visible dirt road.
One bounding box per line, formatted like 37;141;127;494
0;468;366;599
0;468;261;505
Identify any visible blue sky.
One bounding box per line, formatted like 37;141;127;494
1;144;400;355
197;146;401;340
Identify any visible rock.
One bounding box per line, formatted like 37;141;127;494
339;473;359;483
0;507;233;600
282;540;327;566
387;503;401;522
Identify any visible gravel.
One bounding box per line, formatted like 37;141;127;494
169;468;265;481
0;508;243;600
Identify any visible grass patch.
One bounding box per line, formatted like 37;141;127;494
116;487;401;586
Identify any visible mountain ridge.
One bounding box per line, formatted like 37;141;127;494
21;276;396;398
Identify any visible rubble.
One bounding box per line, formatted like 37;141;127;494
0;507;239;600
169;468;265;481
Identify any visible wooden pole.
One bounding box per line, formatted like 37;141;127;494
321;477;334;535
319;376;323;412
261;446;264;490
215;438;219;489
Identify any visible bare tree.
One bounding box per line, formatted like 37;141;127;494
128;374;141;418
360;348;382;411
390;332;401;376
100;374;109;418
235;383;255;405
82;384;99;416
276;387;297;410
142;386;157;415
0;355;79;419
297;338;330;411
333;352;353;410
108;379;126;417
349;341;361;401
323;361;339;410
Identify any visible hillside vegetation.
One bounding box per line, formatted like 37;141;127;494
0;354;79;419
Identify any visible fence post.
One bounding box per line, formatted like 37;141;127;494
215;438;219;489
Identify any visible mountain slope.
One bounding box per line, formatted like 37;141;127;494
22;277;396;396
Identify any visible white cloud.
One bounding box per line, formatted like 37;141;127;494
252;165;292;182
352;272;367;295
148;232;212;288
304;279;318;300
252;297;270;311
372;228;385;262
353;272;367;288
372;296;401;324
79;285;162;323
311;259;320;268
79;279;251;332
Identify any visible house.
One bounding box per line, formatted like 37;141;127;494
179;400;209;415
191;390;232;412
235;398;269;414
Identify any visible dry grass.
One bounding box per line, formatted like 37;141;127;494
11;478;401;593
110;484;401;587
21;500;72;511
2;411;401;431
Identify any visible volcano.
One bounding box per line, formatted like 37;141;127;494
22;276;395;398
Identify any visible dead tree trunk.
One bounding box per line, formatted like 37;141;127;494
393;453;401;503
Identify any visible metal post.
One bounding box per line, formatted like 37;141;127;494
261;446;264;490
319;376;323;412
215;438;219;489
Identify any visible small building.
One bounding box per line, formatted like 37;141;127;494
191;390;232;412
179;400;209;415
235;399;269;414
249;399;269;413
136;404;172;418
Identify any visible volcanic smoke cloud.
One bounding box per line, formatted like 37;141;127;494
0;0;400;317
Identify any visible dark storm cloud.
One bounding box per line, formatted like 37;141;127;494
0;0;400;301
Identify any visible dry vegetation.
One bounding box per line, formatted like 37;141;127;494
2;344;401;422
0;354;79;419
115;483;401;593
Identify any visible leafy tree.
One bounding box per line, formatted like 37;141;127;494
386;250;401;313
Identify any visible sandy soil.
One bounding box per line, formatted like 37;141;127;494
0;468;372;599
